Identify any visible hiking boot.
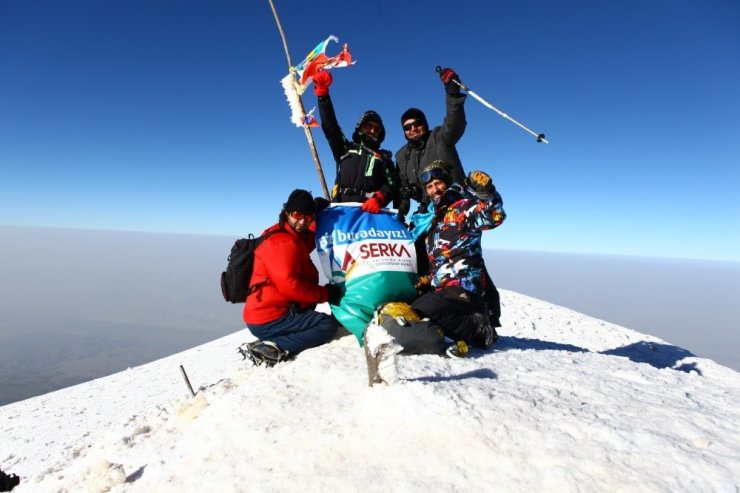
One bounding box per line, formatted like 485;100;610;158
445;340;469;358
471;312;497;349
238;340;290;367
238;341;261;365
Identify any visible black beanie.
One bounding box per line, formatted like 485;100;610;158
283;189;315;214
400;107;428;128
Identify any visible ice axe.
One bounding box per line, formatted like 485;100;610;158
436;66;548;144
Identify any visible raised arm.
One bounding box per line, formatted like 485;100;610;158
438;67;467;146
314;71;348;163
463;170;506;231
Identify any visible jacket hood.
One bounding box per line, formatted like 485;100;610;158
352;110;386;149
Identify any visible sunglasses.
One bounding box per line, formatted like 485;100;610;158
289;211;314;222
420;167;449;185
403;120;424;132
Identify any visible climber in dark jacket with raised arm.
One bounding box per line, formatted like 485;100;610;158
395;67;468;220
313;70;398;214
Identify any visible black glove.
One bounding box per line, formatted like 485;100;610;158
326;283;344;305
400;183;420;200
397;198;410;221
467;171;495;199
314;197;330;212
439;67;461;95
396;211;407;227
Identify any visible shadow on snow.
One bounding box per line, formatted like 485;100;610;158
601;341;701;375
494;337;701;375
406;368;497;383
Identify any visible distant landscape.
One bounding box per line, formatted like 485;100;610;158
1;225;738;406
489;249;740;373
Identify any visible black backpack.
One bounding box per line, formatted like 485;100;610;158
220;230;286;303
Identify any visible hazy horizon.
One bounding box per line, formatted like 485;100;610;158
1;225;738;406
488;249;740;373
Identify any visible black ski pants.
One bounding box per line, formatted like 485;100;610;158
411;287;486;343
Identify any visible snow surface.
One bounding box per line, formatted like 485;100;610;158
1;289;739;492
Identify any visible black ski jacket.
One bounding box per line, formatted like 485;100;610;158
318;95;397;205
395;93;468;216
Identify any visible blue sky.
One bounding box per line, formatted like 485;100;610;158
2;0;739;261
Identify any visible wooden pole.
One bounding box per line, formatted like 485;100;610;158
267;0;331;200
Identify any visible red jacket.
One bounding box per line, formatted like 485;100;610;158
243;222;329;325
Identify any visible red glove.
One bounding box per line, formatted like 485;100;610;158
439;67;461;95
361;192;385;214
313;70;333;97
439;68;455;84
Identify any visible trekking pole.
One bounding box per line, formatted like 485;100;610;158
436;66;548;144
268;0;331;199
179;364;196;397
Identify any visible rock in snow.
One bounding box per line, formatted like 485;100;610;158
1;290;738;492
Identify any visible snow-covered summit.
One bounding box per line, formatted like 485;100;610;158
1;289;739;492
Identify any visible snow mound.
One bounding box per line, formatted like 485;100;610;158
1;290;739;492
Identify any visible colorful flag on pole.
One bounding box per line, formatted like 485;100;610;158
293;35;354;94
280;36;355;127
303;107;319;127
